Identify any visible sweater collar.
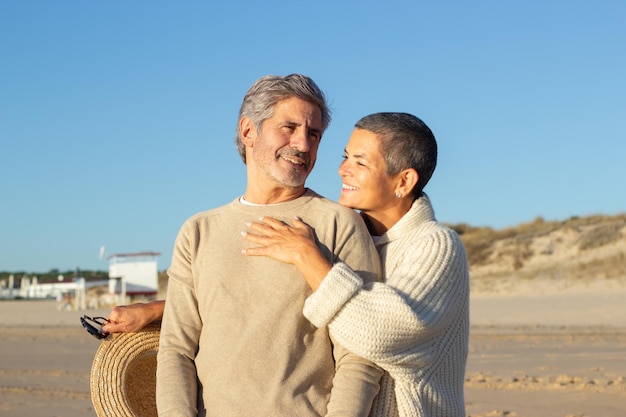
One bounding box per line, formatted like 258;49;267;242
371;192;436;245
233;188;321;213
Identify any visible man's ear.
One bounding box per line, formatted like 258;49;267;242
240;117;256;147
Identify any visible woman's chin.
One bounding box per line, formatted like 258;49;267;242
338;194;357;209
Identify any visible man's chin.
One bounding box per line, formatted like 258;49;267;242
278;178;307;189
281;171;309;188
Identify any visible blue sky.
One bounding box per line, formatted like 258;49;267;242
1;1;624;273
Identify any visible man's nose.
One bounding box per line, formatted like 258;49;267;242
290;130;311;152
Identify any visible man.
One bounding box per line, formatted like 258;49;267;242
154;74;382;416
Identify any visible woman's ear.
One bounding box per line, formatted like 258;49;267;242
397;168;419;197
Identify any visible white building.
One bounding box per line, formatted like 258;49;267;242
0;251;161;308
107;251;161;296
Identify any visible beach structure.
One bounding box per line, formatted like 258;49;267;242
107;251;161;299
0;251;161;309
0;273;87;309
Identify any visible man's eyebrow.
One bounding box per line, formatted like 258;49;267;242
309;126;322;136
281;120;322;136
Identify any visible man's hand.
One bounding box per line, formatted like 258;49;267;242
101;300;165;333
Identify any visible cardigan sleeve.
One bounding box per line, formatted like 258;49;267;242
304;226;469;368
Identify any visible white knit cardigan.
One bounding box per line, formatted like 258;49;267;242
304;194;470;417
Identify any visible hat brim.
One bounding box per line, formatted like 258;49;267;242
90;322;160;417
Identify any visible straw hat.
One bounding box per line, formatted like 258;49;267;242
90;322;161;417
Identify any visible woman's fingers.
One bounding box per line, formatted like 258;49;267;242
245;217;293;238
257;216;287;228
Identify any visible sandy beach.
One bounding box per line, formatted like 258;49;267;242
1;280;625;417
466;280;626;417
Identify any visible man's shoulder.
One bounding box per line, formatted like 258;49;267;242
303;189;359;218
301;190;369;239
181;198;239;226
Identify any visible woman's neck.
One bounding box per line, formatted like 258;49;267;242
361;200;413;236
361;211;401;236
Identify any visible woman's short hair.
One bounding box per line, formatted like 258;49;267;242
355;112;437;197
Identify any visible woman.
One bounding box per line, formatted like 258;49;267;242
242;112;470;417
103;112;469;417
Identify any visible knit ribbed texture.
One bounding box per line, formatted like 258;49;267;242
304;262;363;327
304;194;470;417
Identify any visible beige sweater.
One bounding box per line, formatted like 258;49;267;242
304;194;470;417
157;189;383;417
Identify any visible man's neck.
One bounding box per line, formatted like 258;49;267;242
242;186;307;205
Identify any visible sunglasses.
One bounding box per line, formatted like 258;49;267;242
80;315;110;339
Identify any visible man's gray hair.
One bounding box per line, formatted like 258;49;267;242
235;74;331;163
